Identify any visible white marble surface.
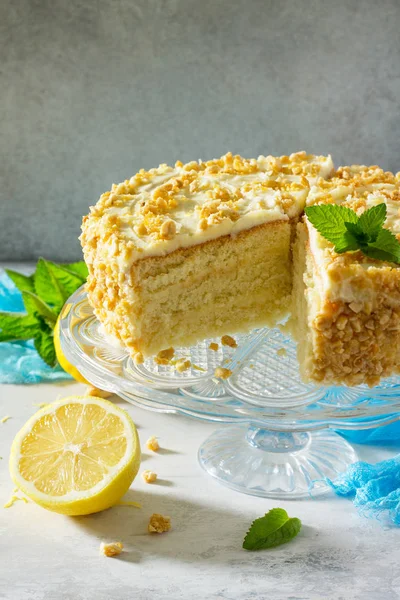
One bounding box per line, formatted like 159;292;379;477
0;380;399;600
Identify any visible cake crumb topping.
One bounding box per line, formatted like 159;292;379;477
209;342;219;351
100;542;123;557
221;335;238;348
148;513;171;533
175;358;191;373
214;367;232;379
142;470;158;483
146;436;160;452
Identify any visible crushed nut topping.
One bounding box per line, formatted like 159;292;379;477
100;542;123;557
221;335;237;348
146;436;160;452
142;470;158;483
214;367;232;379
148;513;171;534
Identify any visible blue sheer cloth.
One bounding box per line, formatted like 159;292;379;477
0;272;70;383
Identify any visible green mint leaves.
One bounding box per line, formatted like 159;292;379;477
305;203;400;264
0;259;88;367
243;508;302;551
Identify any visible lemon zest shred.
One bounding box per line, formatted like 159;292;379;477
1;416;11;423
116;500;142;508
4;493;29;508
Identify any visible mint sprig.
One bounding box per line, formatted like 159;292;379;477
0;259;88;367
305;203;400;264
243;508;302;551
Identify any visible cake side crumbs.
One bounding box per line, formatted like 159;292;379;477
155;347;175;365
142;470;158;483
148;513;171;533
100;541;124;557
209;342;219;351
146;436;160;451
214;367;232;379
175;358;191;373
221;335;238;348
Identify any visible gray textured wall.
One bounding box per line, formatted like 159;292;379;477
1;0;400;261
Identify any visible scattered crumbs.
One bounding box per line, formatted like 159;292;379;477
221;335;238;348
214;367;232;380
86;386;113;399
209;342;219;352
100;542;123;557
175;358;191;373
146;436;160;452
276;347;287;357
142;470;158;483
0;416;11;424
116;500;142;508
223;358;230;365
148;513;171;534
192;364;206;372
133;352;144;365
249;364;255;369
4;492;29;509
155;348;175;365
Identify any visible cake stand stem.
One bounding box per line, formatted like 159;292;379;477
198;424;358;499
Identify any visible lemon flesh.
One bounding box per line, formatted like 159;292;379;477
9;396;141;515
54;316;88;384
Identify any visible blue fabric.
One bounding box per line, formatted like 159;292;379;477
0;271;70;383
328;457;400;526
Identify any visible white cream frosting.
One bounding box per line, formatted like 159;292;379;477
81;152;334;269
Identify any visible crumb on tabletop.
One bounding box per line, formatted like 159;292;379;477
276;348;287;357
142;470;158;483
192;364;206;372
86;386;113;398
155;348;175;366
214;367;232;379
0;416;11;424
148;513;171;534
100;541;124;557
209;342;219;352
175;358;191;373
146;436;160;452
221;335;238;348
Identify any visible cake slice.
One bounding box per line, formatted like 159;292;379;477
81;152;333;360
292;165;400;386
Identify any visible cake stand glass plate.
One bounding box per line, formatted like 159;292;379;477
59;286;400;499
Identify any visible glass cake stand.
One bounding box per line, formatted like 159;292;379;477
59;286;400;499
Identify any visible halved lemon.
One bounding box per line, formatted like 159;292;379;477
9;396;140;516
54;315;89;384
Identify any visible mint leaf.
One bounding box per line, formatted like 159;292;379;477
306;202;400;264
243;508;301;551
305;204;358;245
62;261;88;280
45;262;85;299
359;203;387;241
34;258;66;311
0;312;40;342
21;291;57;328
5;270;35;294
333;230;360;253
362;228;400;263
34;329;57;367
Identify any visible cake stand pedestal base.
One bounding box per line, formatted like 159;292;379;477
198;425;357;499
